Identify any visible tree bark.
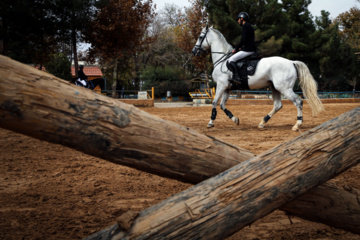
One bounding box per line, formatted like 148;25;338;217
72;26;79;79
282;182;360;235
112;58;118;98
85;107;360;240
0;56;359;238
0;55;254;184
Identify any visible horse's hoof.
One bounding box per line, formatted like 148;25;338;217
207;123;215;128
292;126;299;131
232;117;239;125
258;124;264;129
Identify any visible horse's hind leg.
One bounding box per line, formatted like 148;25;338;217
258;87;282;128
282;90;303;131
220;90;239;125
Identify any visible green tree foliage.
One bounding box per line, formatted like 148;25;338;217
307;10;359;91
0;0;59;65
86;0;155;94
1;0;358;93
206;0;316;57
140;66;191;97
335;7;360;51
45;53;72;81
53;0;97;77
0;0;96;72
203;0;358;90
206;0;285;54
334;6;360;91
138;6;194;94
279;0;315;61
175;0;209;72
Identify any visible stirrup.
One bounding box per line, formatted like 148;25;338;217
229;77;242;85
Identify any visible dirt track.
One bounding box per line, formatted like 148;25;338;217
0;102;360;240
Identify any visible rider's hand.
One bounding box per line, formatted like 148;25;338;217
232;49;235;53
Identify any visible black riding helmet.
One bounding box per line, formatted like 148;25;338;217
237;12;249;21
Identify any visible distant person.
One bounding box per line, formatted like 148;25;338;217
75;65;89;88
116;80;122;98
78;65;88;81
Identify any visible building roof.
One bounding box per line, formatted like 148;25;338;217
71;66;103;77
32;65;46;71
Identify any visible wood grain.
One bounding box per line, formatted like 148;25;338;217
85;108;360;240
1;55;359;238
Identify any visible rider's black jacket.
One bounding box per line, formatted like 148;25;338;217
235;22;256;52
78;69;88;80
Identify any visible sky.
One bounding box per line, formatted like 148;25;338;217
152;0;360;19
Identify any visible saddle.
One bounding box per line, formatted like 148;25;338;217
229;53;262;90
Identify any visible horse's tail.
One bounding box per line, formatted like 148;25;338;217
293;61;325;116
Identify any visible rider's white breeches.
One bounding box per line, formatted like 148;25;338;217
228;51;254;62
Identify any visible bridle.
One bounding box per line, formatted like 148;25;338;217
193;26;232;70
193;27;210;56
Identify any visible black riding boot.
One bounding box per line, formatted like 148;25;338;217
228;61;242;84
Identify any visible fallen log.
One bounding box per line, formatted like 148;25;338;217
85;107;360;240
0;56;359;237
0;55;254;183
282;182;360;235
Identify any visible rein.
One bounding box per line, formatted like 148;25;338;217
213;52;232;70
194;28;232;70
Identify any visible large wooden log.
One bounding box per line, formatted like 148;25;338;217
0;56;359;236
85;107;360;240
282;182;360;234
86;180;360;239
0;55;254;183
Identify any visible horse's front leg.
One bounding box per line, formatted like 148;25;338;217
220;90;239;125
207;86;226;128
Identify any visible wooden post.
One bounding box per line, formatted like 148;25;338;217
85;107;360;240
0;56;359;237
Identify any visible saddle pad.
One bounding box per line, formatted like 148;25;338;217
236;58;261;76
245;59;260;75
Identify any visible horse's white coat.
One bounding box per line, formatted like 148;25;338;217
192;27;324;131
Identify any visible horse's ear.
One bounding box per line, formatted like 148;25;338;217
206;25;209;30
210;25;214;29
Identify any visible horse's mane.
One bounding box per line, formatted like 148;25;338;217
210;28;233;52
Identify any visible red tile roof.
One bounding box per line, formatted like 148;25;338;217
33;65;46;71
71;66;103;77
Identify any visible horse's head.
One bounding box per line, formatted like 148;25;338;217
192;26;211;56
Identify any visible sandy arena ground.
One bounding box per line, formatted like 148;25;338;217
0;102;359;240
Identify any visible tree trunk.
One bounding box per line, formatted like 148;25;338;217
282;182;360;235
0;55;359;238
72;26;78;79
112;58;118;98
0;55;254;184
85;107;360;240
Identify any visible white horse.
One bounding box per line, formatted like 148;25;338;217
191;26;324;131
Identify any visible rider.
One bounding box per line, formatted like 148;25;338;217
227;12;256;85
76;65;89;87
